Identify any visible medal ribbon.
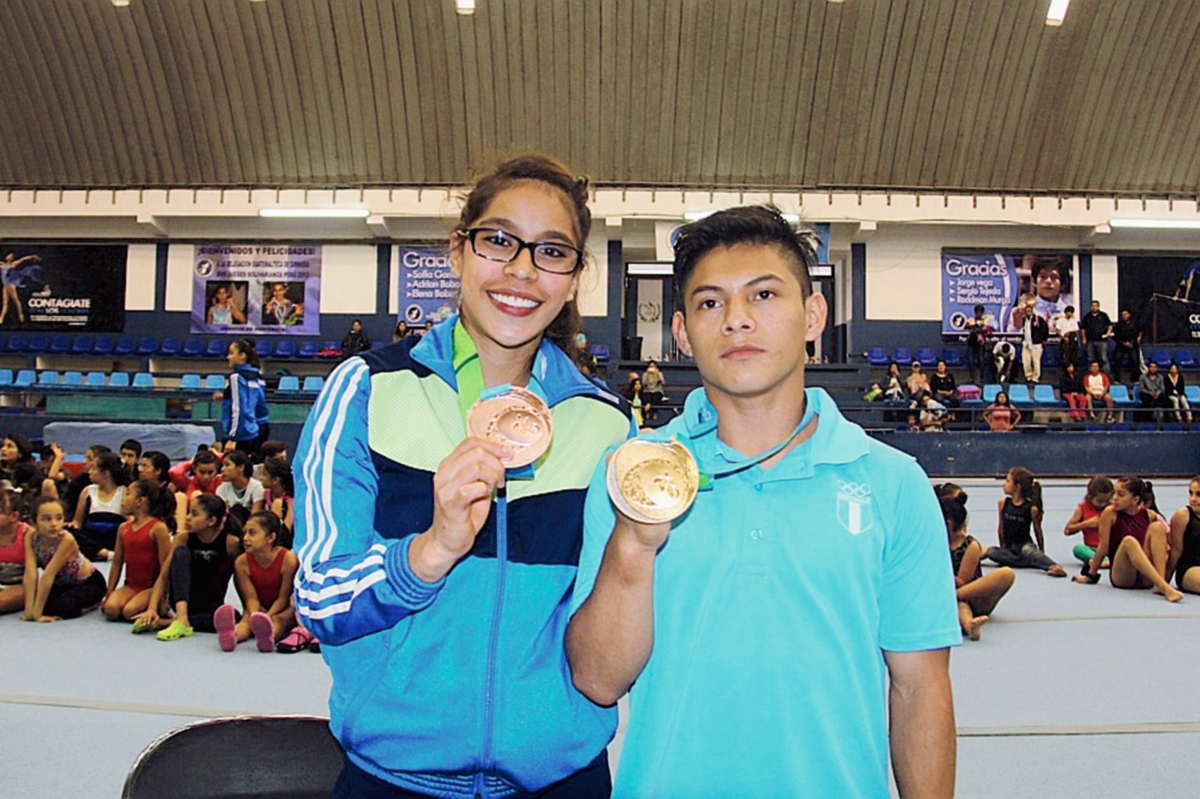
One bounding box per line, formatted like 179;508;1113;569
692;394;817;490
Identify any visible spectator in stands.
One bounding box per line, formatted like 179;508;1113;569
1064;476;1114;569
119;438;143;483
939;489;1013;641
1168;476;1200;595
1059;362;1088;421
341;319;371;357
1055;305;1081;371
905;361;931;405
218;338;269;457
992;340;1017;383
1111;309;1142;383
918;395;948;432
1073;475;1181;602
137;450;177;534
882;361;907;405
1080;300;1112;374
216;450;265;514
641;360;666;421
929;360;960;408
70;452;128;562
0;489;29;615
964;304;993;383
1083;360;1115;423
393;321;410;342
1165;362;1192;423
1019;297;1049;383
102;480;171;624
64;444;111;516
982;391;1021;432
902;412;921;432
1138;361;1169;421
985;467;1067;577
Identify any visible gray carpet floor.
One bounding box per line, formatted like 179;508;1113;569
2;478;1196;797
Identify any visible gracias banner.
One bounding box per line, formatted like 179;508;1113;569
942;252;1075;340
191;244;321;335
0;243;127;331
395;244;458;327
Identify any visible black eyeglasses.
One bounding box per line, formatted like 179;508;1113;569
457;227;583;275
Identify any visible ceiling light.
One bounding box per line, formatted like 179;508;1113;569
1108;219;1200;230
1046;0;1070;26
628;263;675;276
111;0;130;7
259;208;371;219
456;0;476;15
683;211;715;221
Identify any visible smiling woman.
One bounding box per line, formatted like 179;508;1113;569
292;155;637;798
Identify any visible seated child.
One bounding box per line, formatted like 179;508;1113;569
938;486;1015;641
102;480;171;623
215;451;265;513
215;511;298;652
22;496;106;621
1063;476;1113;567
0;489;29;614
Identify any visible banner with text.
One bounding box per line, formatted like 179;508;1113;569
191;244;321;335
0;243;127;331
396;245;458;327
942;252;1075;340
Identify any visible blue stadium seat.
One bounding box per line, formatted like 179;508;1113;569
1151;349;1172;368
982;384;1002;404
1186;385;1200;404
136;337;157;356
205;340;227;359
61;371;84;389
1084;424;1106;432
132;372;155;389
114;337;135;356
0;369;12;387
5;333;26;353
276;376;300;395
318;341;341;358
1110;423;1132;431
181;339;204;358
939;348;965;369
916;348;936;368
273;340;297;358
590;343;612;364
108;372;131;389
1042;347;1060;368
298;341;319;359
1175;350;1195;368
158;338;181;356
255;340;273;358
48;334;71;354
301;376;324;394
84;371;107;389
1110;385;1135;406
92;336;114;356
1008;384;1034;404
38;370;61;389
1032;385;1059;405
14;369;36;388
892;347;912;365
1163;423;1186;432
70;335;93;355
26;334;49;353
204;374;225;391
867;347;889;367
179;374;202;391
1134;423;1158;432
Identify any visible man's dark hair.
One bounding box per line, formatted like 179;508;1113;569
260;440;288;461
120;438;143;458
672;205;816;308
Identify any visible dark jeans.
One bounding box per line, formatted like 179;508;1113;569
1085;340;1109;372
966;346;988;383
1112;345;1140;383
333;752;611;799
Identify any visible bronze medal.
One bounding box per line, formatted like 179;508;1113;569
607;439;699;523
467;386;553;468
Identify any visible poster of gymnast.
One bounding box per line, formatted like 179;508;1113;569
942;251;1076;340
0;242;126;331
190;244;321;335
394;244;458;327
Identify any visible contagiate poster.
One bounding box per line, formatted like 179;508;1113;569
0;243;127;331
191;244;321;335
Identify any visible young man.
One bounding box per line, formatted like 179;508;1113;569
567;207;959;798
1081;300;1113;374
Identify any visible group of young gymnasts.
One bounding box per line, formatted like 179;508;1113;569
0;436;316;654
943;470;1200;640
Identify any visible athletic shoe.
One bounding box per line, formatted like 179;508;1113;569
249;612;274;653
214;604;238;652
275;627;312;654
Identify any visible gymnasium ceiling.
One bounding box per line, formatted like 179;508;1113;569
1;0;1198;199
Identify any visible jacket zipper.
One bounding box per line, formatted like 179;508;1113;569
477;487;508;797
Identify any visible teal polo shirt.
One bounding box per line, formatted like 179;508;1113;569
572;387;960;798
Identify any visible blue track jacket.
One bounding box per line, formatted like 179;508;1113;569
293;318;633;797
221;364;268;442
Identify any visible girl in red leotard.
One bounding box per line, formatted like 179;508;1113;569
102;480;171;623
215;510;298;652
0;489;30;614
